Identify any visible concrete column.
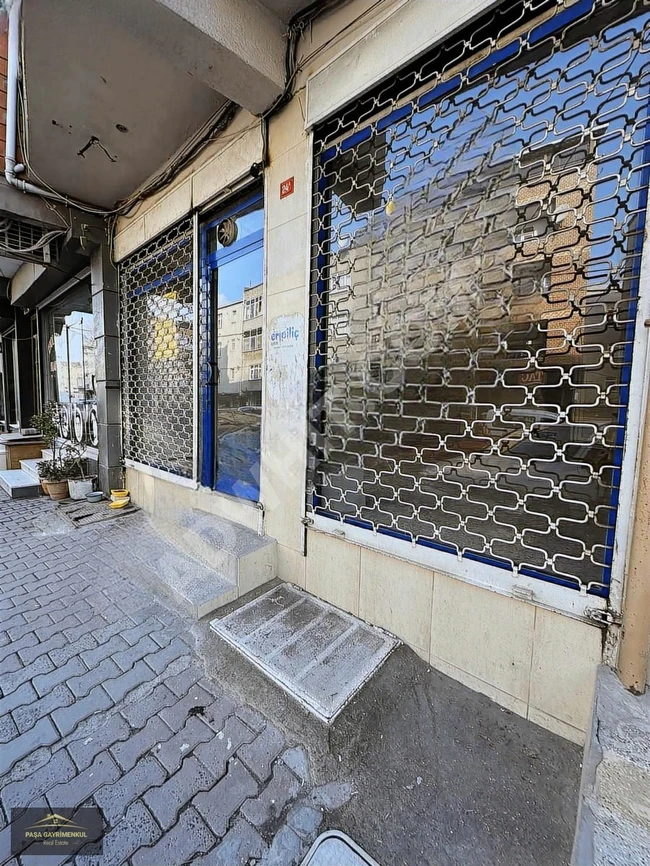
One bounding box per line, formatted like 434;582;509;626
618;386;650;691
13;308;36;428
91;241;123;493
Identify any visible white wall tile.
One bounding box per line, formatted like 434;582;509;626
305;530;360;614
114;217;145;261
193;122;263;209
430;574;535;702
527;708;586;745
359;548;433;654
143;180;192;241
529;607;601;734
277;543;307;588
266;216;310;296
268;91;307;162
266;141;311;230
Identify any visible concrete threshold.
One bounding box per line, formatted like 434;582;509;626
211;583;398;722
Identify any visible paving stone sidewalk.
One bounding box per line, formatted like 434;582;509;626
0;494;329;866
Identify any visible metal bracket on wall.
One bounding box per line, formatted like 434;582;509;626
586;608;622;628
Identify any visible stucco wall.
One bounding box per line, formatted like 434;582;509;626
117;0;604;744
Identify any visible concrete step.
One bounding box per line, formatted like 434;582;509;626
151;508;277;616
0;469;42;499
131;524;238;619
20;459;41;482
158;508;276;590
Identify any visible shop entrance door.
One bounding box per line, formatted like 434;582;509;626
200;189;264;501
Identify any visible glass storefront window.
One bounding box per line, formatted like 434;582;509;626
308;0;650;595
42;281;98;447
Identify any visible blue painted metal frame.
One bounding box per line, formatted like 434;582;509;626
199;188;264;493
310;0;648;597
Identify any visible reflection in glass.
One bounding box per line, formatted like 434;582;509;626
42;281;97;446
309;0;650;592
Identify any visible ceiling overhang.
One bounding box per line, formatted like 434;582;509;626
16;0;317;212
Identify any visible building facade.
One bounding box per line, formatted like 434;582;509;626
3;0;650;746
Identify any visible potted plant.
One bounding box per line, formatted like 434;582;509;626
36;458;69;500
31;404;96;501
31;403;61;496
62;442;95;500
35;459;52;494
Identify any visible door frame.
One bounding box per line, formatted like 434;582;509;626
199;185;264;495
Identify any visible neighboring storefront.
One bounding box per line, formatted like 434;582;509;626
39;277;99;457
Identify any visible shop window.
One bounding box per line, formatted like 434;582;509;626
41;280;98;447
308;0;650;596
120;219;194;477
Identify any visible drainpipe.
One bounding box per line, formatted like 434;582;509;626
5;0;64;200
618;355;650;693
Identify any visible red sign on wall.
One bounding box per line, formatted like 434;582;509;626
280;177;295;199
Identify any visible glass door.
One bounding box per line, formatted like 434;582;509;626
41;281;98;447
200;189;264;500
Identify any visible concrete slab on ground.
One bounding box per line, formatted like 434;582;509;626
210;583;398;722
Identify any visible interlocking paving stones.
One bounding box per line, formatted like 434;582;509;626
120;682;176;728
1;749;76;812
242;761;301;827
67;713;131;771
0;496;322;866
195;817;268;866
238;722;285;783
143;755;216;829
194;715;256;778
110;716;174;773
0;717;59;775
155;716;214;774
51;684;113;736
131;806;214;866
95;754;167;824
193;758;259;837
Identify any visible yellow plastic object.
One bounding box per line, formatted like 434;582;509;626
108;498;130;509
110;489;129;497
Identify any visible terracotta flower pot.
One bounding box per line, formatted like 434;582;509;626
40;480;49;495
47;480;69;501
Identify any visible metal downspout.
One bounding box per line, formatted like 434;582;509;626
5;0;66;200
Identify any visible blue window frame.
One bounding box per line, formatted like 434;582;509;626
200;188;264;500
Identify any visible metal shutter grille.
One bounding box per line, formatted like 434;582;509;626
120;218;194;478
308;0;650;596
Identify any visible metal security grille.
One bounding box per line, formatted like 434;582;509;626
120;219;194;478
308;0;650;596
